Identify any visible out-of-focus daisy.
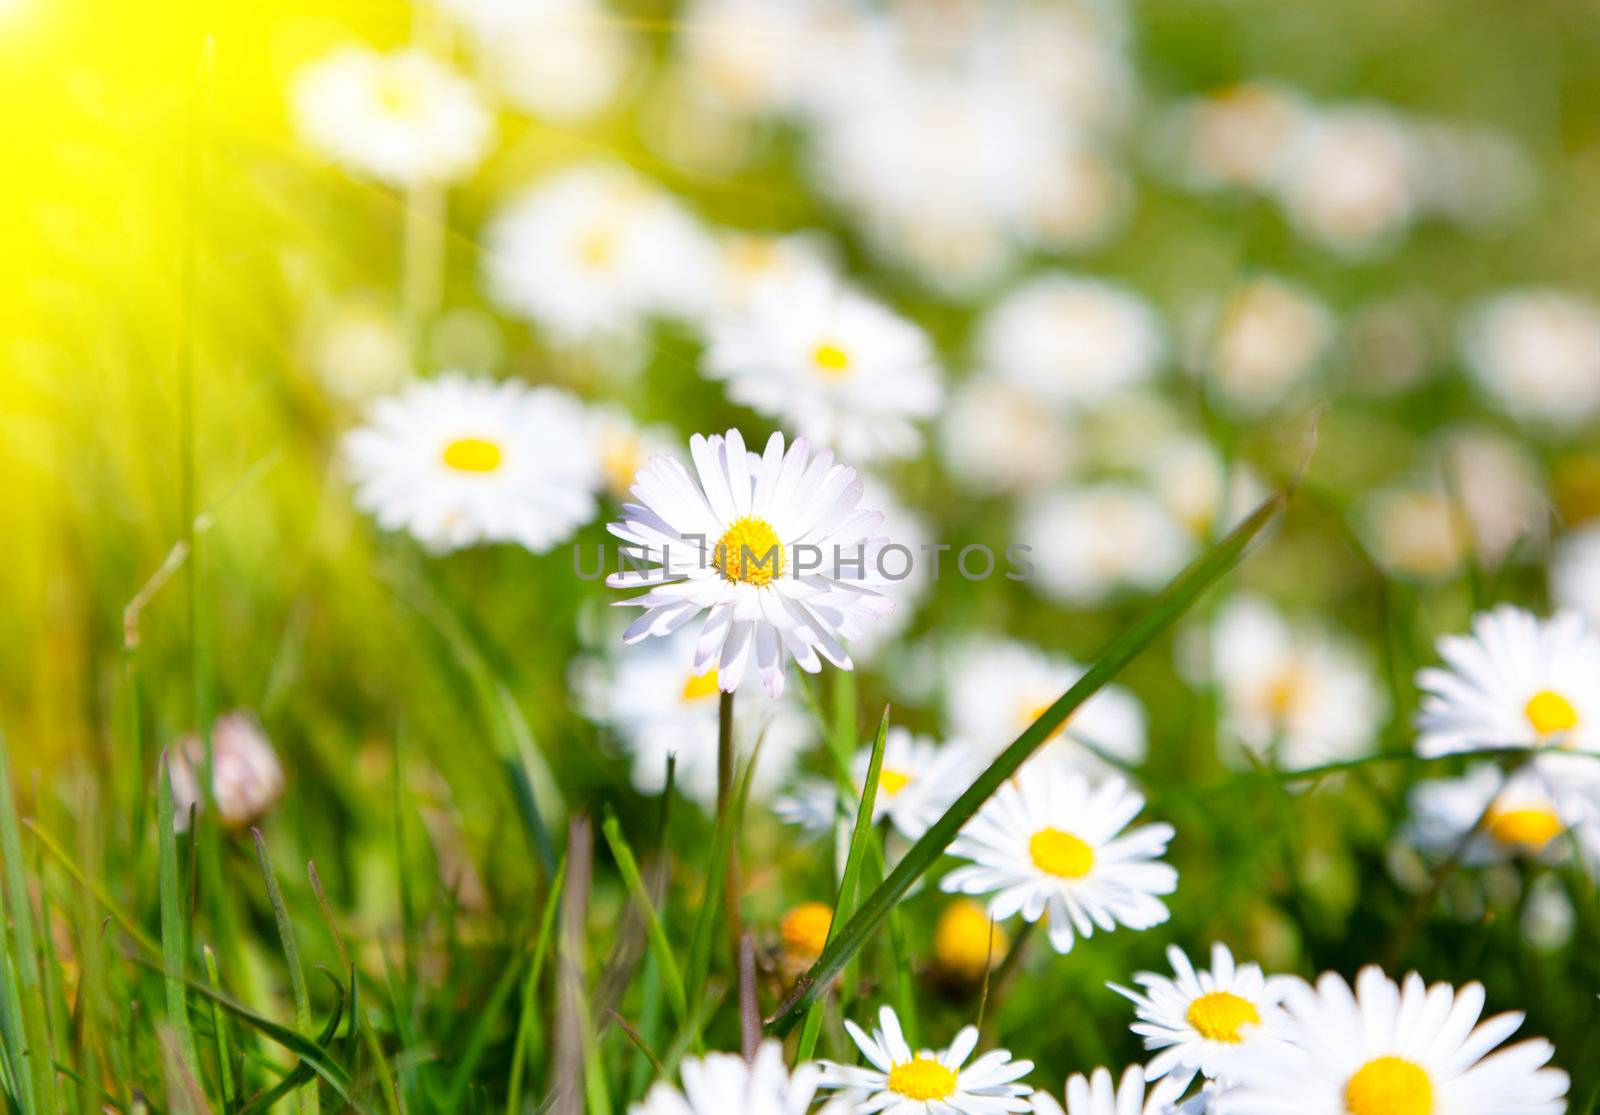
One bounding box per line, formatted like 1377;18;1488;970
1218;966;1568;1115
941;374;1077;493
1110;943;1294;1092
587;405;680;502
708;232;834;316
976;275;1165;409
573;628;812;808
168;712;285;833
933;899;1009;985
676;0;842;117
945;637;1147;771
1416;605;1600;760
848;477;933;662
344;373;601;553
1362;487;1463;581
632;1040;849;1115
1197;277;1335;413
1172;82;1306;192
485;163;717;345
291;47;492;188
1209;596;1383;769
703;270;944;462
442;0;632;123
1276;107;1419;256
941;767;1177;954
1461;289;1600;429
1019;485;1193;605
301;294;410;403
606;429;893;697
819;1006;1034;1113
1142;435;1263;541
1406;763;1582;865
775;727;980;842
1553;524;1600;628
1030;1065;1203;1115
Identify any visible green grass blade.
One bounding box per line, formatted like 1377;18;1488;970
767;491;1286;1034
0;728;37;1114
203;945;235;1109
252;829;319;1115
599;810;689;1025
506;854;567;1115
156;752;201;1086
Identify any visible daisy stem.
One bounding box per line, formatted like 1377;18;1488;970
717;691;744;967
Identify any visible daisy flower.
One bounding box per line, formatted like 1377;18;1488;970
1461;289;1600;429
485;163;718;345
631;1040;849;1115
1208;596;1383;769
572;628;813;809
1018;485;1194;606
941;767;1177;954
774;727;981;842
1030;1065;1206;1115
976;274;1166;410
291;46;492;188
1405;763;1582;865
442;0;632;124
1275;106;1420;256
819;1006;1033;1114
344;373;601;553
941;374;1077;494
1218;966;1568;1115
703;270;944;462
1196;277;1335;414
1110;943;1295;1092
168;712;285;833
1170;82;1307;192
945;637;1147;771
587;405;681;502
605;429;893;698
1553;524;1600;628
1415;605;1600;760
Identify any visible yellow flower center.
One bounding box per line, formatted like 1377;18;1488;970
812;341;852;379
714;516;784;585
727;236;779;276
1185;990;1261;1043
1266;664;1308;721
1487;806;1564;850
1344;1056;1432;1115
374;72;422;117
779;902;833;959
880;768;912;797
886;1057;958;1102
1525;689;1579;737
600;433;641;495
441;436;503;473
581;225;619;269
1028;827;1094;879
681;670;720;701
934;899;1008;981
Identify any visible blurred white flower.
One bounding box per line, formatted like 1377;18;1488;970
940;374;1077;493
1198;277;1335;413
1521;873;1576;952
1170;82;1306;192
344;373;601;553
1362;487;1464;581
944;637;1147;772
820;1006;1034;1113
849;477;932;660
1406;763;1582;866
1412;123;1535;231
631;1040;849;1115
1552;524;1600;628
442;0;632;123
587;404;680;502
1143;435;1263;540
1032;1065;1210;1115
291;47;492;188
1019;484;1193;604
1210;595;1383;769
775;726;980;841
677;0;851;116
301;295;410;403
1276;106;1419;256
703;269;944;462
708;232;835;317
574;628;812;808
485;163;718;344
606;429;893;697
977;275;1165;409
169;712;285;832
941;767;1176;954
1461;289;1600;429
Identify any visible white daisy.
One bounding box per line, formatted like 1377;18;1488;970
1030;1065;1207;1115
941;767;1177;954
605;429;893;698
1195;277;1335;414
1170;82;1307;192
1553;524;1600;629
573;628;813;809
290;46;492;188
1018;485;1194;605
774;727;981;842
708;232;835;317
1415;605;1600;761
168;712;285;833
344;373;601;553
819;1006;1033;1114
1217;966;1568;1115
301;294;410;404
631;1040;850;1115
1461;289;1600;429
1208;596;1384;769
944;637;1147;772
1405;763;1583;865
587;404;681;502
941;374;1078;494
442;0;632;123
484;163;718;345
1275;106;1420;256
977;275;1165;410
1110;943;1295;1092
703;269;944;462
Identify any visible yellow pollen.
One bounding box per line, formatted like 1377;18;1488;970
441;436;503;473
681;670;720;701
1029;827;1094;879
886;1058;958;1102
1344;1056;1433;1115
1487;806;1564;850
934;899;1008;981
779;902;833;959
714;516;784;585
1185;990;1261;1043
581;225;619;269
1525;689;1579;737
812;342;852;378
880;768;912;797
